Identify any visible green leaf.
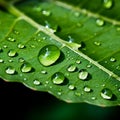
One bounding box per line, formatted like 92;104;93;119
0;0;120;106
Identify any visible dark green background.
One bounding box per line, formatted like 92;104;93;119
0;78;119;120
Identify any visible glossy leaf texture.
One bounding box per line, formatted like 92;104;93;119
0;0;120;106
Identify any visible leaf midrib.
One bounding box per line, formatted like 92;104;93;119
1;0;120;81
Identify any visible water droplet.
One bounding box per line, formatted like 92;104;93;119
3;45;8;48
51;72;65;85
101;88;113;100
110;57;116;62
13;30;19;35
42;10;51;16
94;41;101;46
74;12;80;17
86;64;92;68
76;59;81;64
91;97;96;100
41;70;47;74
96;19;104;26
0;58;4;63
103;0;113;9
33;80;41;85
8;59;13;63
7;37;16;42
5;66;16;75
8;49;17;57
78;70;89;80
38;45;60;66
57;92;62;96
21;63;32;73
68;36;74;43
17;43;25;49
75;92;81;96
118;88;120;92
84;86;91;92
68;84;75;90
18;58;25;63
67;64;76;72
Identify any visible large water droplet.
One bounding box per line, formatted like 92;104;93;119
78;70;89;80
51;72;65;85
38;45;60;66
8;49;17;57
5;66;16;75
101;88;113;100
67;64;76;72
21;63;32;73
103;0;113;9
96;19;104;26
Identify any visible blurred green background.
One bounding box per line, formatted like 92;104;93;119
0;78;119;120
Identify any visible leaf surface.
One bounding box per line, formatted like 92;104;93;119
0;0;120;106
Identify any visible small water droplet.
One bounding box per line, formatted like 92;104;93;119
74;12;80;17
51;72;65;85
94;41;101;46
38;45;60;66
86;64;92;68
8;49;17;57
96;19;104;26
21;63;32;73
118;88;120;92
5;66;16;75
18;58;25;63
8;59;13;63
110;57;116;62
33;80;41;85
24;78;27;81
84;86;91;92
75;92;81;96
41;70;47;74
13;30;19;35
78;70;89;80
91;96;96;100
3;45;8;48
68;84;75;90
68;35;74;43
7;37;16;42
101;88;113;100
42;10;51;16
103;0;113;9
17;43;25;49
67;64;76;72
0;58;4;63
76;59;81;64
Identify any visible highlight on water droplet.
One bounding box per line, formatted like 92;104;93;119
110;57;116;62
8;49;17;57
42;10;51;16
78;70;89;80
96;19;104;26
67;64;76;72
41;70;47;74
94;41;101;46
51;72;65;85
7;37;16;42
38;45;60;66
103;0;113;9
21;63;32;73
5;66;16;75
0;58;4;63
76;59;81;64
100;88;113;100
17;43;25;49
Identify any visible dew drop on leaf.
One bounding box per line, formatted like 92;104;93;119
76;59;81;64
75;92;81;96
17;43;25;49
84;86;91;92
51;72;65;85
96;19;104;26
42;10;51;16
8;49;17;57
100;88;113;100
21;63;32;73
18;57;25;63
5;66;16;75
38;45;60;66
110;57;116;62
0;58;4;63
78;70;89;80
33;80;41;85
67;64;76;72
103;0;113;9
41;70;47;74
13;30;19;35
94;41;101;46
68;84;75;90
7;37;16;42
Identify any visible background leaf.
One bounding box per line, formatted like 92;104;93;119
0;0;120;106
